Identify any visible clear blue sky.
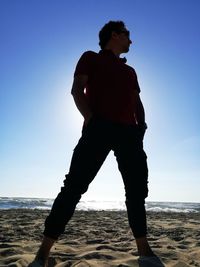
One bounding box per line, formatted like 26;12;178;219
1;0;200;202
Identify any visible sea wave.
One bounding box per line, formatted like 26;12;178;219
0;197;199;213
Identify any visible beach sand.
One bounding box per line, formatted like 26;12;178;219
0;209;200;267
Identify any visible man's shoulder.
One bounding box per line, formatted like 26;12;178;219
125;63;136;73
80;50;98;58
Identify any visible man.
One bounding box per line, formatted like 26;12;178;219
29;21;164;267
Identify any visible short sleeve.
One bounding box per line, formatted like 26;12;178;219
74;51;96;77
135;73;141;93
130;67;141;93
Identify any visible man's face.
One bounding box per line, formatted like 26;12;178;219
115;27;132;53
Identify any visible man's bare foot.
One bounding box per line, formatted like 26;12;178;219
28;236;55;267
28;259;46;267
138;255;165;267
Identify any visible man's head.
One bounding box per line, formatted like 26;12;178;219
99;20;132;54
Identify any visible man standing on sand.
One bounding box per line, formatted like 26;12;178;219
29;21;164;267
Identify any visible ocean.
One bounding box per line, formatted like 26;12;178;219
0;197;200;213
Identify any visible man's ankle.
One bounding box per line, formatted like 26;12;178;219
34;235;55;264
35;255;48;265
35;249;49;266
135;236;155;257
138;249;155;257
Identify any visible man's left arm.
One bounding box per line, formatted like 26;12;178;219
134;90;147;137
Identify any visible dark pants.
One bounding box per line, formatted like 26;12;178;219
43;117;149;239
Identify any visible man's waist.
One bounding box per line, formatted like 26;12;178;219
92;112;137;126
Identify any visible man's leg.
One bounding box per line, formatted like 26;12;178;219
31;119;110;266
113;126;154;257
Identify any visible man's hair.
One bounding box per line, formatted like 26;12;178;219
99;20;125;49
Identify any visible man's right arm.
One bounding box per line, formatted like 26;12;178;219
71;75;93;125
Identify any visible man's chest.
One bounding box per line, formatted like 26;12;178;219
92;59;135;85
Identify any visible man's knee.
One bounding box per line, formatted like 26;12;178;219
62;174;90;196
125;182;148;201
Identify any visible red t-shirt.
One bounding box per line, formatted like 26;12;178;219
74;49;141;125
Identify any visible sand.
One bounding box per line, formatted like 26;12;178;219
0;209;200;267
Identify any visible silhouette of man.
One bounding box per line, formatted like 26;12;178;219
29;21;164;267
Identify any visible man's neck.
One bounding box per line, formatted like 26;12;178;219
103;47;121;57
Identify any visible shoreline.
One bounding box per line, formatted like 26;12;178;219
1;198;200;213
0;209;200;266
